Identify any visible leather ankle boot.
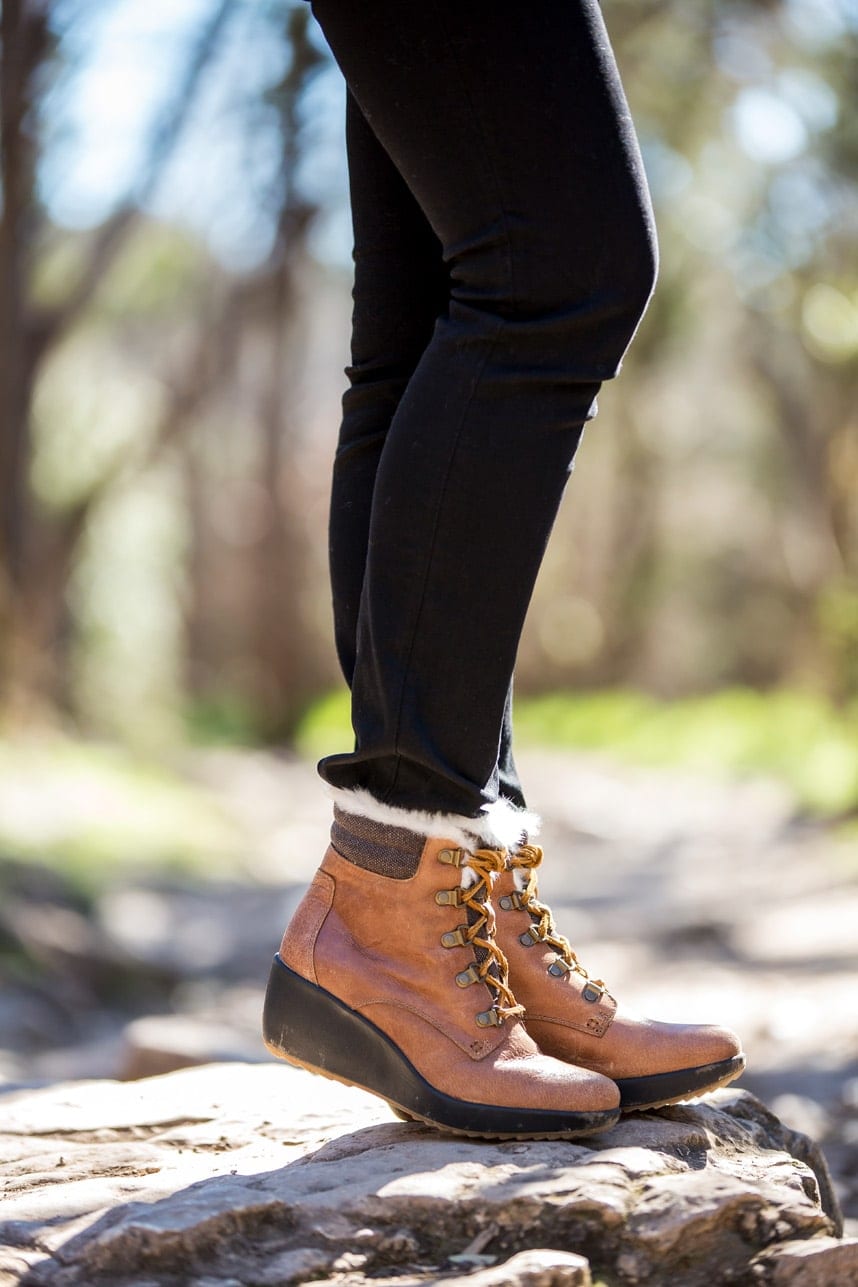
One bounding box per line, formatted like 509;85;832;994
263;835;621;1139
495;844;745;1111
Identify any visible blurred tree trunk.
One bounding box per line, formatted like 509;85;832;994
248;246;318;738
0;0;52;712
746;321;858;693
181;8;330;739
249;10;327;736
0;0;232;719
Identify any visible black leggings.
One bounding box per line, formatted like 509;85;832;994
313;0;659;821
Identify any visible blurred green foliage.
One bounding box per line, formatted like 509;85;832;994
185;693;265;746
0;686;853;892
817;580;858;695
296;686;858;819
1;0;857;775
0;736;240;891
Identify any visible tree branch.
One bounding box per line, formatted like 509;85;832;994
43;0;235;342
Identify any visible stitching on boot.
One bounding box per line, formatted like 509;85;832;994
527;1008;615;1038
358;999;501;1060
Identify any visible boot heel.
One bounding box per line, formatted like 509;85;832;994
263;954;408;1092
262;954;620;1140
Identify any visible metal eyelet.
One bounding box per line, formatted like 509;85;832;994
441;926;468;949
437;847;463;866
435;888;462;906
456;965;480;988
548;959;571;977
519;927;541;947
499;893;523;911
475;1009;501;1027
582;983;604;1003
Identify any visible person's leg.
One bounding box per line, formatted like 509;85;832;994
316;0;657;835
264;0;649;1135
333;87;529;815
330;89;449;691
266;0;742;1128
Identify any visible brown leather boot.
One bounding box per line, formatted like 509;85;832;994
495;844;745;1111
263;834;621;1139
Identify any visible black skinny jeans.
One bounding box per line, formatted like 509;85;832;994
312;0;659;821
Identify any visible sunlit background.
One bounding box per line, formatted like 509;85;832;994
1;0;857;1233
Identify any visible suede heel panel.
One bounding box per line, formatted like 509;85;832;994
279;870;335;984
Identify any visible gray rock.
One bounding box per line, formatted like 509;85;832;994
444;1248;591;1286
0;1063;853;1287
119;1013;264;1081
751;1235;858;1285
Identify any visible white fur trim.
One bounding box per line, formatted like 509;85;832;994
481;798;541;850
324;784;540;851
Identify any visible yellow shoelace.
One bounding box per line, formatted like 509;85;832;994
509;844;609;993
461;847;525;1022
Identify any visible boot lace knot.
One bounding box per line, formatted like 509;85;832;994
510;844;610;995
458;847;524;1025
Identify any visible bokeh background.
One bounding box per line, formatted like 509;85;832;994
0;0;856;1232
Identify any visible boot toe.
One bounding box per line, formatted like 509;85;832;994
491;1022;620;1113
647;1018;742;1075
520;1055;621;1114
693;1022;743;1066
608;1017;746;1110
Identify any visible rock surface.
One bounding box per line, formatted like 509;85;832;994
1;1062;855;1287
3;750;857;1237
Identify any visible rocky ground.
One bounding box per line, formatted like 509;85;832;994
1;747;856;1281
1;1064;854;1286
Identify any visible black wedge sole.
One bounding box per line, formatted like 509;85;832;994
616;1053;747;1112
262;955;620;1140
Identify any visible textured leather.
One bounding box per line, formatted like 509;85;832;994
278;839;619;1112
495;866;742;1078
279;870;335;984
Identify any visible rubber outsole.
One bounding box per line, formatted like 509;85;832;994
262;955;620;1141
615;1053;747;1111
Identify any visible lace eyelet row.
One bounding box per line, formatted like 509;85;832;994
436;845;522;1030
